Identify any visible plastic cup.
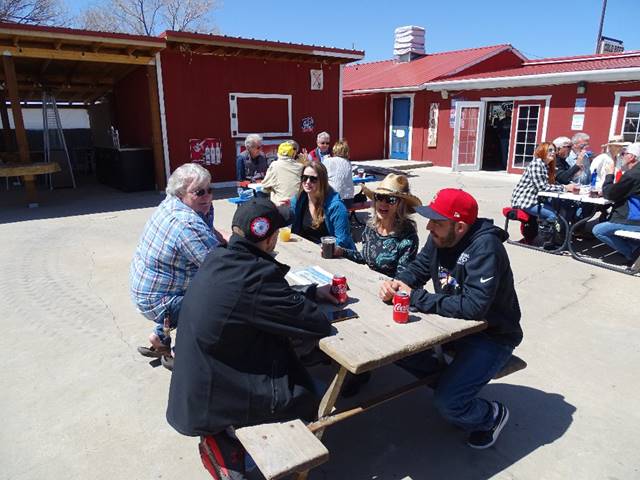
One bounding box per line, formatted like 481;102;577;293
279;227;291;242
320;236;336;259
357;168;365;178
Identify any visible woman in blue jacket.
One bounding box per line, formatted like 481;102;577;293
290;160;356;250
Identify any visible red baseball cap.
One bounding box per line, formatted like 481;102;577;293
415;188;478;224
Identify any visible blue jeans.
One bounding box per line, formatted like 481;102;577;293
593;221;640;260
523;204;557;221
398;333;514;432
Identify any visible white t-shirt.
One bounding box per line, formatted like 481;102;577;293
590;153;614;190
322;156;354;200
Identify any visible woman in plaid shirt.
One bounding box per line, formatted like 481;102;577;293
511;142;571;221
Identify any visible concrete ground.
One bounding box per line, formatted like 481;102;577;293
1;167;639;480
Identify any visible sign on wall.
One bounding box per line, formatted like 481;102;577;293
190;138;222;165
310;70;323;90
301;116;315;132
427;103;439;147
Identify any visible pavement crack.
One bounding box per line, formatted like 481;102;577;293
542;272;597;320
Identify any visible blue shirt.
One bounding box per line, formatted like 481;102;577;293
130;196;219;322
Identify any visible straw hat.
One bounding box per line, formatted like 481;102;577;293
362;173;422;211
602;135;631;148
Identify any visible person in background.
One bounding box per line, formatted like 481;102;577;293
290;160;356;250
553;136;581;185
261;141;304;205
322;139;355;208
496;108;512;170
565;132;592;185
379;189;522;450
511;142;571;221
308;131;331;162
166;197;337;480
236;134;267;182
593;142;640;271
130;163;225;369
590;135;630;191
336;174;421;277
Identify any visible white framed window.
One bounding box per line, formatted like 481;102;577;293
622;102;640;142
229;93;292;138
512;105;540;168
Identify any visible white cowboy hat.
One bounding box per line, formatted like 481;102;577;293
362;173;422;212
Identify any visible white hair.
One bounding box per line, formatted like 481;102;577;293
166;163;211;197
571;132;590;144
553;136;572;148
317;131;330;142
244;134;263;149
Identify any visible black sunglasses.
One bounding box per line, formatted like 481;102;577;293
374;193;399;205
192;187;213;197
301;174;319;183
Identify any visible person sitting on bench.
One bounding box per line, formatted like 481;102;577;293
593;142;640;269
166;197;338;480
379;189;523;450
130;163;226;368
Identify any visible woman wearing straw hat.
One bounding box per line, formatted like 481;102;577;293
335;173;422;278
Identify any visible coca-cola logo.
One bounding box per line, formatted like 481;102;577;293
393;303;408;312
331;284;347;294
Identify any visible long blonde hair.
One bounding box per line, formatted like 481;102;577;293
298;160;330;229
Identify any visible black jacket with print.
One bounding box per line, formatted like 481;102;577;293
396;219;523;348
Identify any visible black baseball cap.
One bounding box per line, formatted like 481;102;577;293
232;197;288;243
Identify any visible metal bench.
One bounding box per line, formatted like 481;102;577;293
236;354;527;480
615;230;640;273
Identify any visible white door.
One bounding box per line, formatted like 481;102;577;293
452;101;486;171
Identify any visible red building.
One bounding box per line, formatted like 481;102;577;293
343;45;640;174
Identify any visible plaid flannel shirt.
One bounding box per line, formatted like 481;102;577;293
511;158;564;209
130;196;219;322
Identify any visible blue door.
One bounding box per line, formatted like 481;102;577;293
391;97;411;159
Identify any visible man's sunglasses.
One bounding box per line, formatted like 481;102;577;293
301;174;319;183
192;187;213;197
374;193;399;205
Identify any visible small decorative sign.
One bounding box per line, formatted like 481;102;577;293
190;138;222;165
571;114;585;131
428;102;439;147
574;98;587;113
301;116;315;132
310;69;323;90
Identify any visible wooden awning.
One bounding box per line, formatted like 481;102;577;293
0;23;165;103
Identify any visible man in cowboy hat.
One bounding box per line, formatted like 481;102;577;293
593;142;640;270
379;188;522;449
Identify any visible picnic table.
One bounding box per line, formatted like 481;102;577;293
352;175;376;184
236;234;490;479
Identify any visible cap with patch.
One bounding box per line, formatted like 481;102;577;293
415;188;478;225
232;197;288;243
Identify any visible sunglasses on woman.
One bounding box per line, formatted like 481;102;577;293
374;193;399;205
301;174;319;183
192;187;213;197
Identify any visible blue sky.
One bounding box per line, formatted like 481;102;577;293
69;0;640;62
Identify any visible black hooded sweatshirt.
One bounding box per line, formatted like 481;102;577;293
396;219;523;348
166;235;331;437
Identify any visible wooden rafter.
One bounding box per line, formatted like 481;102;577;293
1;45;155;65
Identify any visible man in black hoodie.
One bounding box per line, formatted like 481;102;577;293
166;197;336;480
380;188;522;450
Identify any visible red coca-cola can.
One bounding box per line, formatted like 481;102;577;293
393;291;410;323
330;274;348;304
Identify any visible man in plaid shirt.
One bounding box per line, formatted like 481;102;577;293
130;163;225;362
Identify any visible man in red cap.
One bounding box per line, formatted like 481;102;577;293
380;188;522;450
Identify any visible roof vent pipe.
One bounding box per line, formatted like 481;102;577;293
394;25;426;62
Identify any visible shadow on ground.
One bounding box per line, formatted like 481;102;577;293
312;376;575;480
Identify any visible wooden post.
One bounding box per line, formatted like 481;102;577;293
3;54;37;206
147;64;166;190
0;90;14;151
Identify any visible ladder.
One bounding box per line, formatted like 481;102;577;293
42;91;76;189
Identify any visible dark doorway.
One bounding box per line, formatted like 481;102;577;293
482;102;513;171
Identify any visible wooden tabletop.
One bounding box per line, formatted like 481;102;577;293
275;235;486;374
0;161;61;177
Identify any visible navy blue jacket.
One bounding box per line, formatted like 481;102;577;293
396;219;523;348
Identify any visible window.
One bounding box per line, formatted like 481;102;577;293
512;105;539;168
229;93;292;138
622;102;640;142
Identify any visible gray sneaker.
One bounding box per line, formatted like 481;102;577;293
467;402;509;449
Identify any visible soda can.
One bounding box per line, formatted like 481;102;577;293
393;291;410;323
330;274;348;304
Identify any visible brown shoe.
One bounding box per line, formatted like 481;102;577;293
161;355;174;371
137;344;171;358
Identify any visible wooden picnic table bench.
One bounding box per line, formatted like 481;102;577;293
0;161;61;207
235;234;526;480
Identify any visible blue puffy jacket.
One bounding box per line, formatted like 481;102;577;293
290;189;356;250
